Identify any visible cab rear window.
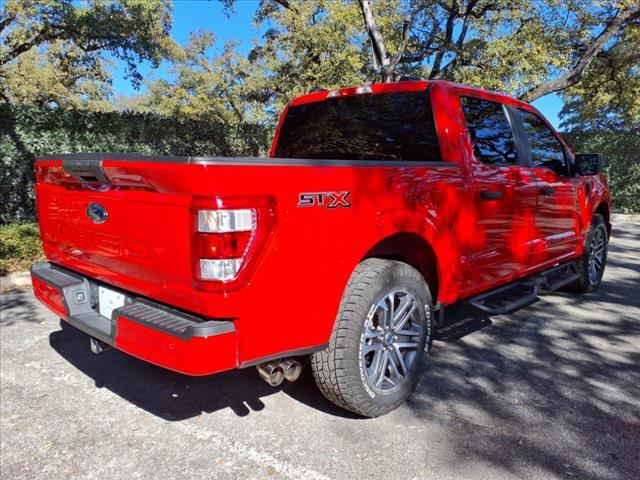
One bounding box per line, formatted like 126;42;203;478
273;91;442;162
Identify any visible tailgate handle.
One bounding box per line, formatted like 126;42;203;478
63;160;110;186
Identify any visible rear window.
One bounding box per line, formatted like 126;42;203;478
273;91;442;162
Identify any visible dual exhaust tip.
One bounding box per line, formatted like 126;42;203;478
90;334;302;387
256;358;302;387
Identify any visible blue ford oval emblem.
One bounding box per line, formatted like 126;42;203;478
86;203;108;224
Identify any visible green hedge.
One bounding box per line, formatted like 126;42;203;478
0;103;271;223
0;222;44;275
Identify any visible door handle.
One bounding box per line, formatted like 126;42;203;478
480;190;503;200
540;187;555;196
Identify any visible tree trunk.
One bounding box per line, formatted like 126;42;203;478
358;0;412;83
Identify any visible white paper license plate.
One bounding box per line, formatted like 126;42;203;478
98;286;125;319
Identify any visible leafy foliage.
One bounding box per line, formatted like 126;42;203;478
142;1;384;124
0;0;176;106
218;0;639;103
561;24;640;127
559;18;639;214
143;31;272;124
0;103;270;223
565;124;640;213
1;41;113;110
0;222;44;275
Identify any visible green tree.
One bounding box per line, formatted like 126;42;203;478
357;0;640;101
561;23;640;126
147;0;419;122
1;41;113;110
216;0;639;110
560;23;640;213
0;0;175;106
142;31;270;125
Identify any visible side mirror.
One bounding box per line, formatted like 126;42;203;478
574;153;604;176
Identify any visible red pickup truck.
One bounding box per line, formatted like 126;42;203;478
31;80;611;417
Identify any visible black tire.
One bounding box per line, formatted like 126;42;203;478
311;258;433;417
568;213;608;293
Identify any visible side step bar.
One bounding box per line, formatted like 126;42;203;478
467;262;579;315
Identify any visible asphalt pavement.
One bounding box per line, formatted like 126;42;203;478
1;218;638;480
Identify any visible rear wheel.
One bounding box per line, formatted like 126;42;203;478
311;258;433;417
569;213;608;293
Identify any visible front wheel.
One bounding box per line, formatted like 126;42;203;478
569;213;608;293
311;258;433;417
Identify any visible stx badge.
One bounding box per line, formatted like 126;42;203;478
298;191;351;209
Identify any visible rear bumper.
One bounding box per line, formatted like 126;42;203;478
31;262;237;376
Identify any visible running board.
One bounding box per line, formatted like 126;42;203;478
467;262;579;315
540;262;580;292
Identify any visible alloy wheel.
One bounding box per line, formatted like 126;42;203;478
361;289;424;392
588;225;607;284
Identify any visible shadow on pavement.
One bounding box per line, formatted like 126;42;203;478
48;320;358;421
0;293;39;326
406;235;640;480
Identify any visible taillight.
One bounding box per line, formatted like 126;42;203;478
192;198;274;288
196;209;256;281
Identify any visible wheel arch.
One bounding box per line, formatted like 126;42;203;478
362;232;440;302
595;202;611;237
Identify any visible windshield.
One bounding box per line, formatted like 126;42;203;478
273;90;442;162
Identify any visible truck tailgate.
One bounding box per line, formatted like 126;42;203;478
35;157;198;306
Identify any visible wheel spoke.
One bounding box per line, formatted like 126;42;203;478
363;342;384;355
364;326;383;339
396;326;420;337
392;343;407;374
393;300;417;331
391;295;412;326
386;293;395;327
368;350;384;381
387;349;401;379
374;351;389;386
395;342;419;349
378;302;390;331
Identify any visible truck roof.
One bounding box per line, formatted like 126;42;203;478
289;80;533;111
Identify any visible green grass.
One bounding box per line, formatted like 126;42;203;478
0;223;44;276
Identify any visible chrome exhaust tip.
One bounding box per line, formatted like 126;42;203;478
256;362;285;387
90;337;111;354
281;359;302;382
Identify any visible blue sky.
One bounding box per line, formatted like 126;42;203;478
112;0;564;128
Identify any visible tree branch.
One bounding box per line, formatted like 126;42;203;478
273;0;297;14
429;0;459;79
0;22;71;66
359;0;416;82
388;14;413;79
521;7;640;102
359;0;390;77
0;12;16;33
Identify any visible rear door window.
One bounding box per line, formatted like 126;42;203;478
460;96;518;166
273;91;442;162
